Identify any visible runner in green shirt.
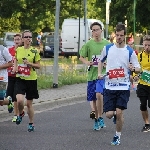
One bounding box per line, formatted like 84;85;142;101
79;22;109;130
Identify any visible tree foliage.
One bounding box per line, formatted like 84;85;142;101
0;0;150;36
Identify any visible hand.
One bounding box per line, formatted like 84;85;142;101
133;75;139;82
12;66;18;73
98;74;105;79
23;59;32;67
129;63;135;71
86;61;94;66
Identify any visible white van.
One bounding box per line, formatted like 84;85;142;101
61;18;105;57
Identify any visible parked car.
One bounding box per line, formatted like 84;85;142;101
0;32;18;48
42;35;64;58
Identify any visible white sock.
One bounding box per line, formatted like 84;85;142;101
114;111;116;115
116;131;121;139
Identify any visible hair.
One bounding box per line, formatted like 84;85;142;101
14;34;22;38
22;30;32;37
115;24;126;35
90;22;102;30
143;35;150;41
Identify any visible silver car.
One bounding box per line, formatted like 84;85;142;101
1;32;18;48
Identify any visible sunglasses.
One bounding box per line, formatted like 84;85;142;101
24;36;32;38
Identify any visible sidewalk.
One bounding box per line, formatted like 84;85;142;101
0;83;87;117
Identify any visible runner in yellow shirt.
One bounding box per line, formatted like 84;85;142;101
14;30;41;132
136;35;150;132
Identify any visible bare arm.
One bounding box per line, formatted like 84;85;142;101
79;56;93;66
0;61;13;70
98;61;104;79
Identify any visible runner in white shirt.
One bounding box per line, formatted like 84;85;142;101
98;24;141;145
0;45;13;112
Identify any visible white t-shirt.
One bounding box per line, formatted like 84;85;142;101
0;47;12;82
100;44;140;90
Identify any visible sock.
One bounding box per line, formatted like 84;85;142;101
29;123;33;125
145;124;150;127
116;131;121;139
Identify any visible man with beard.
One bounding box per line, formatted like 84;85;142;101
79;22;109;130
98;24;140;145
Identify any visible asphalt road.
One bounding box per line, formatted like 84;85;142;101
0;92;150;150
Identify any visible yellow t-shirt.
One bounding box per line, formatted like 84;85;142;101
15;46;41;80
138;51;150;86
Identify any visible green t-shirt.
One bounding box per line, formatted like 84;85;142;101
16;46;41;80
80;39;109;81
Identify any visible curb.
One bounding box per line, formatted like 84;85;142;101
0;94;86;119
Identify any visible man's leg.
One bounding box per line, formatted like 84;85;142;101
90;101;95;119
139;96;150;132
95;79;105;128
16;94;24;125
26;100;34;124
110;90;130;146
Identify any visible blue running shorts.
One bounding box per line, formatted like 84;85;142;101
103;89;130;112
87;79;104;101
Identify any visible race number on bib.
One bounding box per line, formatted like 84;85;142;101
108;68;125;79
141;70;150;83
18;64;31;77
92;55;101;67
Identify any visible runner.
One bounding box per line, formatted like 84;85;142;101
98;24;140;145
0;45;13;112
6;34;24;122
14;30;41;132
136;35;150;132
79;22;110;130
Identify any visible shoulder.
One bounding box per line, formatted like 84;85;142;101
30;47;38;53
102;39;110;44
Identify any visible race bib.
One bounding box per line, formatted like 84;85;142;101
108;68;125;79
0;76;4;81
141;70;150;83
17;64;31;77
92;55;101;67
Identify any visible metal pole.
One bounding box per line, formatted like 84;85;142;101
77;0;81;59
133;0;136;38
53;0;60;88
84;0;87;43
106;1;111;39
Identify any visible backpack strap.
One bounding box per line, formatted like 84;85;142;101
139;51;143;63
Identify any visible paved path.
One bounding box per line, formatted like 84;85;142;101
0;83;87;118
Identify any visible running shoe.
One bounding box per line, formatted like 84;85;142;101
7;96;13;113
98;117;106;128
28;124;35;132
90;111;95;119
141;126;150;132
16;116;22;125
12;116;17;122
111;135;120;145
93;119;100;131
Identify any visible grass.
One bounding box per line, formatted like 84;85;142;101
40;56;83;66
37;59;87;89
